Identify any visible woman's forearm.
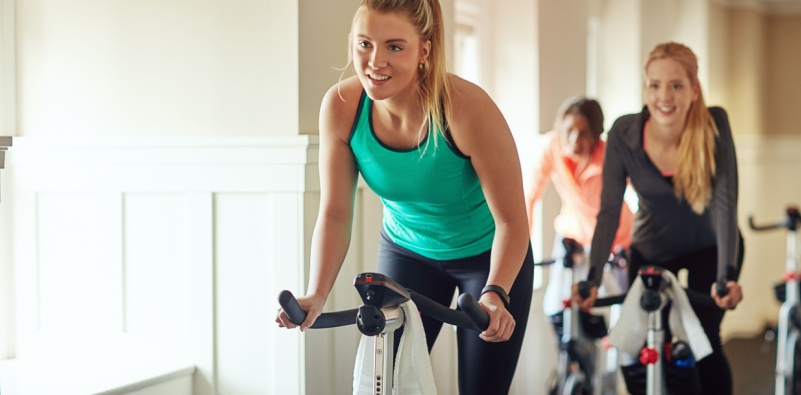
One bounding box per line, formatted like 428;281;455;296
485;219;530;292
306;213;353;300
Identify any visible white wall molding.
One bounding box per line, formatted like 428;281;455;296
0;135;12;361
0;136;10;169
734;134;801;165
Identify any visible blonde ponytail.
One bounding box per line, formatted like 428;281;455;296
646;42;718;214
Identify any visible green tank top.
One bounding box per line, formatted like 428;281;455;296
348;91;494;260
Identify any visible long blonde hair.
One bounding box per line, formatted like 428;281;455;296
646;42;718;214
342;0;451;143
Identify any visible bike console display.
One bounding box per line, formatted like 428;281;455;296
354;273;411;309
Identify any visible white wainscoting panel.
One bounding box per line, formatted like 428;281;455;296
5;136;326;395
215;192;279;395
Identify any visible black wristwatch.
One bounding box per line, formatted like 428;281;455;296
481;285;510;308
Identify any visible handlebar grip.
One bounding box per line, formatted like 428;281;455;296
748;215;789;231
534;259;558;267
278;290;359;329
278;290;307;325
577;281;592;299
716;280;729;298
593;293;626;307
457;293;490;331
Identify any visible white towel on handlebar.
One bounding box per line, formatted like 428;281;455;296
607;270;713;362
353;300;437;395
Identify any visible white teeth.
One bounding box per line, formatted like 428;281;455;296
658;106;675;112
370;74;390;81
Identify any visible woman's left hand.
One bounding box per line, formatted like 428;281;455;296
712;281;743;310
477;292;515;342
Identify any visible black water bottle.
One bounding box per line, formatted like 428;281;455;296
670;340;695;368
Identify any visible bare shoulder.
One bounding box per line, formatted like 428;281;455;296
444;75;512;157
446;75;498;139
446;74;504;131
320;76;364;140
447;74;495;117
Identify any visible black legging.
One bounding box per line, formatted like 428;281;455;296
627;233;744;395
376;231;534;395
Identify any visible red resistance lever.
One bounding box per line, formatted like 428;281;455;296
639;347;659;365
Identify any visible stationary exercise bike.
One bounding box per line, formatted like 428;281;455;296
602;253;736;395
278;272;489;395
539;238;627;395
749;205;801;395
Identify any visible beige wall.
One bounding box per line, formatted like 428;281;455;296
16;0;302;137
765;13;801;136
707;1;729;107
299;0;360;135
14;0;364;138
717;5;801;338
725;7;767;136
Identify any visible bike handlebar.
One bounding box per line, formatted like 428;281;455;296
749;206;800;232
684;286;721;310
278;290;359;329
456;293;490;331
278;289;490;332
748;216;789;231
593;293;627;307
577;278;725;309
577;281;592;299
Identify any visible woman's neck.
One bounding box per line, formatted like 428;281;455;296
645;118;682;148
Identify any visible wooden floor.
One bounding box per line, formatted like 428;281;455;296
725;328;776;395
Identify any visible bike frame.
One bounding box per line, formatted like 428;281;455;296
750;206;801;395
372;306;405;393
279;272;489;395
551;240;593;395
637;267;668;395
775;211;800;395
549;238;625;395
556;259;589;395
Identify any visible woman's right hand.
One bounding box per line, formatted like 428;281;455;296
275;293;326;332
712;281;743;310
571;283;598;311
477;291;515;342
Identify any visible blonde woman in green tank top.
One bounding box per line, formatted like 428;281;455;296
276;1;534;393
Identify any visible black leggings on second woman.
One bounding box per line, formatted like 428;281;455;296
376;231;534;395
627;234;744;395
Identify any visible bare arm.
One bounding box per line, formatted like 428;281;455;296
448;77;530;341
276;79;361;331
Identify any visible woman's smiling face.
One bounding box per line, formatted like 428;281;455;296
558;113;597;161
351;8;429;101
644;57;699;132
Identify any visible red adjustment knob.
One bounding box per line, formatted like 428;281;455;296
639;347;659;365
562;299;572;309
785;272;801;282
